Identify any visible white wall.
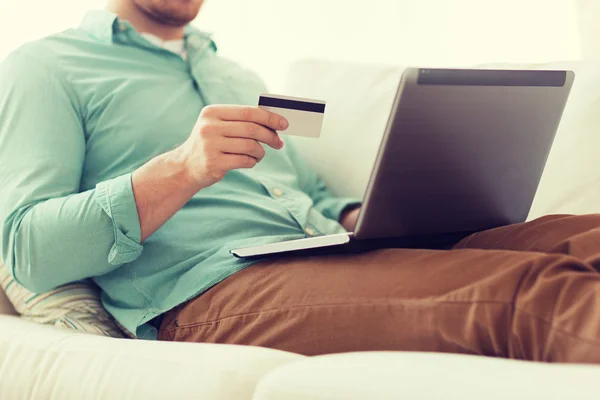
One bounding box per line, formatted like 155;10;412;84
576;0;600;59
0;0;99;59
196;0;582;90
0;0;582;90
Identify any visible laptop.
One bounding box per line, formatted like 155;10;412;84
231;67;575;259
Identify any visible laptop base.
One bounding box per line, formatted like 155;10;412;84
231;231;475;260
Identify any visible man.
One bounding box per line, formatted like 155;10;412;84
0;0;599;363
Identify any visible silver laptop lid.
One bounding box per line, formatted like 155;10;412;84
355;68;575;240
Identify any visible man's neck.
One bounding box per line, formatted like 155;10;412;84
107;1;185;41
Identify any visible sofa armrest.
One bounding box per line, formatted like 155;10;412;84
0;316;303;400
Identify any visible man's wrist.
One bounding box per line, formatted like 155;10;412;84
163;146;206;194
339;205;361;232
339;204;362;222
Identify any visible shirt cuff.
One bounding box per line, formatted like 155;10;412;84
314;197;362;222
95;173;143;266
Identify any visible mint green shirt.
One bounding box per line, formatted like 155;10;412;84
0;11;359;339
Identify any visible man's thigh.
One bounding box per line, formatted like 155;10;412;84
158;248;599;359
455;214;600;268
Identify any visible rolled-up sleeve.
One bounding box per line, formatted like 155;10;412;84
0;50;143;293
285;141;361;222
305;178;361;222
95;174;143;265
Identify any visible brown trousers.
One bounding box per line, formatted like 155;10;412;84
158;215;600;363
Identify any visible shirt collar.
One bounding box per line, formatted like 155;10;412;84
79;10;216;52
79;10;120;42
184;24;218;53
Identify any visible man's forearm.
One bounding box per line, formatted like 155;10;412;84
132;148;205;242
132;105;288;242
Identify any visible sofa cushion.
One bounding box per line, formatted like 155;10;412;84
284;59;600;219
0;263;125;337
0;315;303;400
0;278;16;316
253;352;600;400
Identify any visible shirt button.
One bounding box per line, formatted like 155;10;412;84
273;188;283;197
305;228;315;236
118;23;127;32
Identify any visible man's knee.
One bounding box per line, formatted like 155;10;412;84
509;253;600;361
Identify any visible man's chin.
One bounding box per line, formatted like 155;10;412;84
135;1;202;27
154;16;195;27
144;9;197;27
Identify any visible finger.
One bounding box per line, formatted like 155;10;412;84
219;121;284;150
220;138;266;161
215;105;289;132
220;154;258;172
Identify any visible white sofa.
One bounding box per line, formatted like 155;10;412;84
2;60;600;399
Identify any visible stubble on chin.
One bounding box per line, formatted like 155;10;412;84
135;0;202;27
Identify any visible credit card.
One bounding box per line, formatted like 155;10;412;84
258;93;326;138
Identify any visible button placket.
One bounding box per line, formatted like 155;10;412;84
256;178;308;235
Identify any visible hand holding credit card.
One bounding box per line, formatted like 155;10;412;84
258;93;326;138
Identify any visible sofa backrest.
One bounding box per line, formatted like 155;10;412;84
284;59;600;220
